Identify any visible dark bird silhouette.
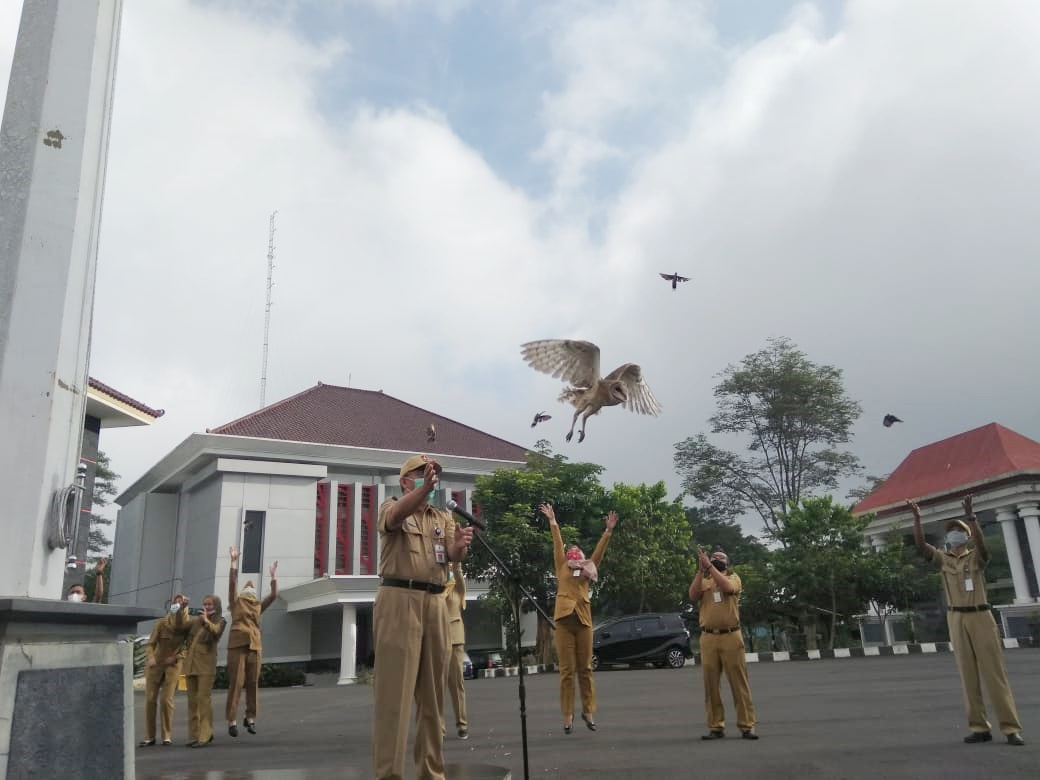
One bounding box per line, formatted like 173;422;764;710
521;339;662;443
426;423;436;443
531;412;552;428
659;272;690;290
882;414;903;428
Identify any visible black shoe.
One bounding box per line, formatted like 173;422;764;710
137;739;155;748
582;714;597;732
457;728;468;740
702;730;725;740
741;730;759;740
184;741;198;748
1007;733;1025;746
228;724;238;738
245;719;256;735
192;736;214;749
964;731;992;743
161;740;172;746
564;722;573;735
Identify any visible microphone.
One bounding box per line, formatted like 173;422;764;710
446;499;486;531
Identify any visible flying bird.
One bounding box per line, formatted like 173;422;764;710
883;414;903;428
531;412;552;428
659;272;690;290
426;423;436;443
520;339;662;443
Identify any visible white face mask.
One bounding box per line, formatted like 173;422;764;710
169;602;181;614
67;593;84;603
946;531;968;547
241;587;257;599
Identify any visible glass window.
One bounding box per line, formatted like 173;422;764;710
242;510;265;572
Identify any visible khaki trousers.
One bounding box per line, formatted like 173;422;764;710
143;663;180;741
700;631;756;732
225;646;261;722
372;586;450;780
555;612;595;719
445;643;468;730
186;674;216;743
948;610;1022;735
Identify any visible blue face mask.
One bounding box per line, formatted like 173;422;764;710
412;477;434;502
946;530;968;547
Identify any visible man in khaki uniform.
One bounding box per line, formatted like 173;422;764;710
688;548;757;741
225;551;278;737
908;495;1025;746
372;454;474;780
139;593;191;747
443;561;468;739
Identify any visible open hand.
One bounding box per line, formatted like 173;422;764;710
605;510;618;531
905;499;921;519
229;546;239;563
962;494;974;517
269;561;278;579
697;547;712;571
538;503;557;525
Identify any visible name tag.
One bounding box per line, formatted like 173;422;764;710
573;569;581;577
713;590;722;603
434;543;446;564
964;577;974;593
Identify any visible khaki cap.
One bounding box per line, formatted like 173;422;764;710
399;453;443;477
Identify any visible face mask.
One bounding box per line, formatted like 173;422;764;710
711;560;727;571
412;477;435;501
204;606;215;615
565;548;584;562
67;592;84;603
448;571;454;581
169;603;181;614
946;531;968;547
241;587;257;599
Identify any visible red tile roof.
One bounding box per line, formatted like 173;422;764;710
853;423;1040;514
209;383;529;462
88;377;165;418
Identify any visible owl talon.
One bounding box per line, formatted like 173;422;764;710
565;431;574;442
578;431;585;443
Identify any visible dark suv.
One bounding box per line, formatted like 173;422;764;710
592;613;692;670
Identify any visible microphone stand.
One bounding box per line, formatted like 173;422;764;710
465;522;554;780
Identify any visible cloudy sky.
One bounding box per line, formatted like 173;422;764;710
3;1;1040;532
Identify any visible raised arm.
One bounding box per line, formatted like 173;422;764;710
385;462;440;532
261;560;279;612
92;557;107;603
540;503;564;568
906;500;934;560
589;511;617;566
229;546;239;605
963;495;989;562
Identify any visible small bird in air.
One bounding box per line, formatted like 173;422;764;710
659;272;690;290
883;414;902;428
531;412;552;428
520;339;662;443
426;423;436;443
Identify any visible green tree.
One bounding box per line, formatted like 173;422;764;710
684;506;769;567
468;447;608;664
87;450;119;555
674;338;862;537
595;482;696;616
772;496;872;650
860;537;939;644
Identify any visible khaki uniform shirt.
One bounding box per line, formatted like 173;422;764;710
697;573;742;631
227;568;278;651
444;571;466;646
928;545;989;608
551;524;612;627
377;498;455;586
147;608;190;666
183;614;227;676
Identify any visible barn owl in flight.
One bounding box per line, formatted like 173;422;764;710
520;339;662;442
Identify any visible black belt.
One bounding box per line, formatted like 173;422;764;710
701;626;741;634
381;578;445;594
948;604;990;613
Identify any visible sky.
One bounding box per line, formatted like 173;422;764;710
3;0;1040;536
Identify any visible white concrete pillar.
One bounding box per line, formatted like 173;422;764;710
1017;503;1040;601
351;482;363;576
338;603;357;685
0;0;123;598
997;507;1031;604
323;481;337;576
870;534;885;552
374;483;386;569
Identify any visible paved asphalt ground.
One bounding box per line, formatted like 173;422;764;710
136;650;1038;780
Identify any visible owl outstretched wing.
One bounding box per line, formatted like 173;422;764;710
521;340;601;388
604;363;662;416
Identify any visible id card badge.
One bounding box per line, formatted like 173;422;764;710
573;568;581;577
434;543;446;564
713;590;722;603
964;577;974;593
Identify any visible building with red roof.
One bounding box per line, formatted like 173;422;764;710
112;383;529;683
853;423;1040;637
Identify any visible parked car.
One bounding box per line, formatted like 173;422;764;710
462;651;475;680
467;649;505;674
592;613;693;670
